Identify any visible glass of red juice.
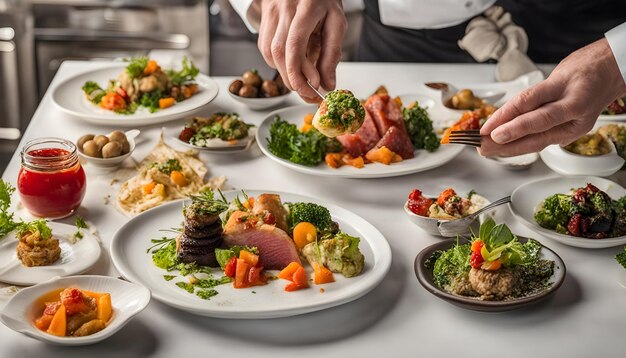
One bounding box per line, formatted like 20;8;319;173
18;138;86;219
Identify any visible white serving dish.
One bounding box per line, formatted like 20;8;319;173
540;142;624;177
404;194;489;236
77;129;139;169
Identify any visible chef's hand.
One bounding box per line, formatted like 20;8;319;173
479;38;626;157
257;0;346;102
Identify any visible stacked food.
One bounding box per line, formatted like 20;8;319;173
178;113;254;147
16;220;60;267
178;190;230;267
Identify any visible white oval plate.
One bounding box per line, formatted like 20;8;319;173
110;190;392;319
510;176;626;249
540;144;624;177
256;105;464;179
164;125;257;154
52;65;219;126
0;275;150;346
0;222;102;286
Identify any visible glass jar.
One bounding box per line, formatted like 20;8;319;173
18;138;86;219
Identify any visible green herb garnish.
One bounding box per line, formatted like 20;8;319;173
152;159;183;175
125;57;149;78
176;281;195;293
0;179;18;239
163;275;176;281
196;289;219;300
166;56;199;86
73;216;88;240
403;102;439;152
16;219;52;240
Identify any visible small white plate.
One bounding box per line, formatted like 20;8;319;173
165;126;257;154
0;222;101;285
52;65;219;127
485;153;539;170
540;143;624;177
0;275;150;346
77;129;140;169
509;176;626;249
110;190;392;319
256;105;464;179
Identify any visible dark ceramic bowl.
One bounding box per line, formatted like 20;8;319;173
414;237;566;312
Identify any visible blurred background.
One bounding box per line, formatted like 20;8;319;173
0;0;364;169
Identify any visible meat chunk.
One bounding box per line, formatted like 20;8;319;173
468;268;520;300
252;194;289;233
372;126;415;159
365;94;406;135
223;211;300;270
336;111;381;157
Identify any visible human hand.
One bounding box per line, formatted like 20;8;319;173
257;0;346;103
479;38;626;157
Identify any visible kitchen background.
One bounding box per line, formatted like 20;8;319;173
0;0;364;170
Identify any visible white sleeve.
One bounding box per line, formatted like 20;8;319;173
228;0;259;33
606;22;626;85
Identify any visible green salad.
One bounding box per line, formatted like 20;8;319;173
178;113;254;147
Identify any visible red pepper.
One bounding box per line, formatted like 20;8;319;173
224;256;237;278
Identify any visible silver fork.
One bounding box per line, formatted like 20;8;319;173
437;196;511;237
447;129;482;147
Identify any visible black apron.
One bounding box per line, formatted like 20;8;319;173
357;0;626;63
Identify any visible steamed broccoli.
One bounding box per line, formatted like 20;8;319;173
287;202;337;234
534;194;577;233
616;246;626;269
301;232;365;277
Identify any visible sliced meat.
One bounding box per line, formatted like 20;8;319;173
336;111;380;157
372;126;415;159
365;94;406;135
223;211;300;270
252;194;289;233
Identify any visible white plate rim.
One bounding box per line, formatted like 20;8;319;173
509;176;626;249
109;190;392;319
51;64;219;126
255;104;464;179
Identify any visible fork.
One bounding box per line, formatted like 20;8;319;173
437;196;511;237
447;129;482;147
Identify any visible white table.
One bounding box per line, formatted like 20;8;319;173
2;61;626;358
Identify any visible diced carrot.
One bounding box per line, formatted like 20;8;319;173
304;113;314;125
239;250;259;267
365;146;396;165
293;222;316;250
278;262;302;280
301;123;313;133
142;181;156;195
325;153;343;169
234;259;250;289
143;60;159;75
97;294;112;322
284;282;301;292
159;97;175;109
243;197;255;210
170;170;187;187
46;304;66;337
313;262;335;285
292;267;309;288
342;154;365;168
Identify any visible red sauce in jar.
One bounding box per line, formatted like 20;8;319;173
18;139;86;219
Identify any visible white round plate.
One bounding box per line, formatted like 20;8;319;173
110;190;392;319
0;275;150;346
510;176;626;249
256;105;464;179
0;222;102;286
52;65;219;126
164;125;257;154
540;144;624;177
598;113;626;121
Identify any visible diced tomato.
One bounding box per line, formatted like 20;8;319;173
568;213;582;236
248;266;267;286
470;251;484;269
43;301;62;316
437;188;457;208
100;92;127;111
292;267;309;288
224;256;237;278
114;87;129;102
407;189;434;216
178;127;195;143
234;259;250;289
60;288;91;315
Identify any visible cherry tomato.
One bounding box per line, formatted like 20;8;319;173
470;251;484;269
224;256;237;278
100;92;127;111
437;188;457;208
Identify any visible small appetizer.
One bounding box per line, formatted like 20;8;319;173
81;57;199;114
428;218;554;301
229;69;289;98
602;97;626;115
535;183;626;239
16;220;60;267
440;105;497;144
34;288;113;337
597;124;626;163
313;89;365;137
445;89;485;110
178;113;254;147
407;188;487;220
563;132;611;156
77;130;130;159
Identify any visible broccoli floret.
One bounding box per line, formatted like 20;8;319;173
301;232;365;277
287;202;337;234
534;194;577;231
616;246;626;269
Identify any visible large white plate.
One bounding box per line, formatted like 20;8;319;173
52;65;219;126
0;222;102;285
509;176;626;249
110;190;392;319
256;105;464;178
163;125;257;154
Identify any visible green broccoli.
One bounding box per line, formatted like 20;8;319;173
301;232;365;277
534;193;577;233
403;102;440;152
287;202;337;234
616;246;626;269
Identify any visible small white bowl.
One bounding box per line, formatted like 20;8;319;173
228;91;290;111
77;129;139;169
0;275;150;346
404;194;489;236
539;141;624;177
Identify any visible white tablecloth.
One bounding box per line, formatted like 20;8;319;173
1;61;625;358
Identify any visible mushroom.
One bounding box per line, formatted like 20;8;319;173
77;134;95;150
82;140;102;158
93;135;109;149
102;141;122;158
242;70;262;87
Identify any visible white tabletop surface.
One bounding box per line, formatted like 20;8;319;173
2;61;626;358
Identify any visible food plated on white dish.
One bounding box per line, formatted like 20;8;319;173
0;221;101;286
510;176;626;248
110;189;391;319
415;219;565;312
171;113;257;153
77;129;139;169
0;275;150;345
52;61;219;126
228;69;291;111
